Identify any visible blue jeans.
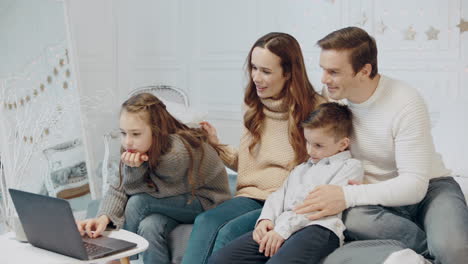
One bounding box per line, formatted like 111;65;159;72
323;240;408;264
181;197;264;264
208;225;339;264
123;193;203;264
338;177;468;264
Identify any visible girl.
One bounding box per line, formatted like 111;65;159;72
182;32;325;264
76;93;231;264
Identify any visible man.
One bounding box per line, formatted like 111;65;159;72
295;26;468;263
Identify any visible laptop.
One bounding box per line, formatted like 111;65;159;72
8;188;137;260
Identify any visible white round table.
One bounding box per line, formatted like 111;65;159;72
0;229;148;264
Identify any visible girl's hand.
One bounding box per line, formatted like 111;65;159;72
259;231;284;257
253;219;274;244
76;215;110;238
200;121;220;145
121;151;149;167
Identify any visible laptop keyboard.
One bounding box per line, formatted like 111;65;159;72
83;241;113;256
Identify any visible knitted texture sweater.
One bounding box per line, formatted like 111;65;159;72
98;134;231;229
219;98;295;201
343;75;451;208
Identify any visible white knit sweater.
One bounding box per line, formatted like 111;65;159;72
343;75;451;208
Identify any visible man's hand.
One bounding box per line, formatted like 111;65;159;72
253;219;274;244
294;185;346;221
259;231;285;257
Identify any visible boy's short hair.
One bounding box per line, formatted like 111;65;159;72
317;26;378;79
302;102;353;141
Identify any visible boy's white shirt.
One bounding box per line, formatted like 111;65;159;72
256;150;364;244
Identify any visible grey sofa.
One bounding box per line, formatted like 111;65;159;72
86;173;237;264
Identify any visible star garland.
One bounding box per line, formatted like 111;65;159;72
2;50;72;112
425;26;440;40
457;19;468;33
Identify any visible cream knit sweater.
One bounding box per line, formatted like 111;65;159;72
219;98;295;201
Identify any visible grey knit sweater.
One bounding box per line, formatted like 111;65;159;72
98;134;231;229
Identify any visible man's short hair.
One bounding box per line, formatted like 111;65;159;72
302;102;353;141
317;26;378;79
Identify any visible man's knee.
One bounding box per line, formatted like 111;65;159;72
431;239;468;264
344;206;386;234
323;240;407;264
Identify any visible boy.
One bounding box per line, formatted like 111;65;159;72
209;102;363;264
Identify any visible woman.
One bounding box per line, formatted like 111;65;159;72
182;32;325;264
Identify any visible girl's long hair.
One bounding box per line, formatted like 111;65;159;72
117;93;221;196
244;32;323;167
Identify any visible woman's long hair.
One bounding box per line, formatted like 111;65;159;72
118;93;220;195
244;32;323;167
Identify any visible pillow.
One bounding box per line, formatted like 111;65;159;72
42;139;89;198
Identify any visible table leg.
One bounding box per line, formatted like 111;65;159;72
120;257;130;264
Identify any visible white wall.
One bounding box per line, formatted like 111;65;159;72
68;0;468;196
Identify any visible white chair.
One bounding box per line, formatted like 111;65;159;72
127;85;189;107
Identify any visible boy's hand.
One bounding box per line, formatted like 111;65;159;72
259;230;284;257
253;219;274;244
121;151;149;167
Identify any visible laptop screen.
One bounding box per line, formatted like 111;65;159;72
9;188;89;260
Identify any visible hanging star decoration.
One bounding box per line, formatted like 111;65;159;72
425;26;440;40
404;25;417;40
457;18;468;33
376;20;388;34
357;12;368;26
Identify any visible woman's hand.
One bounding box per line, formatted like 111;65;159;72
253;219;274;244
121;151;149;167
200;121;220;145
76;215;110;238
